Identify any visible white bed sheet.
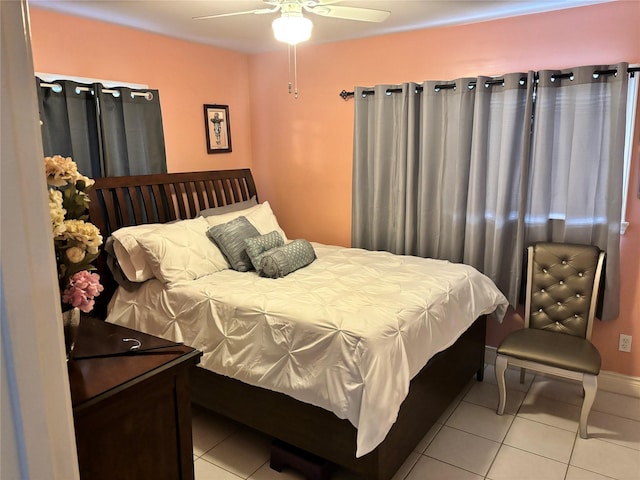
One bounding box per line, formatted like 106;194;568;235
107;243;508;457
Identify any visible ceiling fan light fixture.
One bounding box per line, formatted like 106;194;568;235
272;13;313;45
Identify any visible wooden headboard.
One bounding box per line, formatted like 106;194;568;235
88;169;257;236
87;169;257;316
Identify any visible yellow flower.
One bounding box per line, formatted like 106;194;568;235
61;219;103;254
48;188;66;236
44;155;94;187
66;246;86;263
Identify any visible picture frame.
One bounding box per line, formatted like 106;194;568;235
204;104;232;154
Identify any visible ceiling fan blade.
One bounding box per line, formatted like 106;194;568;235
306;5;390;23
193;7;277;21
308;0;344;5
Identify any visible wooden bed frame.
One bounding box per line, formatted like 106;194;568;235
88;169;487;480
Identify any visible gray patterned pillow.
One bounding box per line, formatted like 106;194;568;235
260;239;316;278
198;196;258;217
244;231;285;271
206;216;260;271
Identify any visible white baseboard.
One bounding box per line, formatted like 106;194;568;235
484;346;640;398
598;370;640;398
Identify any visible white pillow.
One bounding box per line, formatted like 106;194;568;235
205;201;288;242
136;217;229;284
111;223;162;282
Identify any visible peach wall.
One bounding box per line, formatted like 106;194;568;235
28;2;640;377
29;8;253;174
248;1;640;376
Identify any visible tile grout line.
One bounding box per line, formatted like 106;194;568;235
192;368;640;480
502;371;636;480
523;374;640;422
563;430;579;480
483;370;535;479
246;459;271;480
195;455;245;479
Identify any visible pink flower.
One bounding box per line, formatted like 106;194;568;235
62;271;104;313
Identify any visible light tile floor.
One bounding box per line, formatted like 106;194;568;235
192;364;640;480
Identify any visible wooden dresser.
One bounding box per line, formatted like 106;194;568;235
68;317;202;480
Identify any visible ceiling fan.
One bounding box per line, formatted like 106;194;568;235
194;1;390;98
194;1;391;44
194;1;391;24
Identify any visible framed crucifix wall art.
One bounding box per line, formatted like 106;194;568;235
204;104;232;154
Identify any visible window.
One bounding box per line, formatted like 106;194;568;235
621;68;639;234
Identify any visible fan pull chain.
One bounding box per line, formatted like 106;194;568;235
293;44;299;99
287;44;292;95
286;44;300;99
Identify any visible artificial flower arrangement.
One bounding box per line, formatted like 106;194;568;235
46;155;104;313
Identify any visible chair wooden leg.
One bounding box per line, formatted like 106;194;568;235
579;374;598;439
495;355;508;415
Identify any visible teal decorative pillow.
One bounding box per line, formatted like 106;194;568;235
244;231;285;271
206;216;260;271
260;239;316;278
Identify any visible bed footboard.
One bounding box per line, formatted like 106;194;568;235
191;315;486;480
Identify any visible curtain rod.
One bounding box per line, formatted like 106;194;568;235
339;66;640;100
39;82;154;100
340;78;514;100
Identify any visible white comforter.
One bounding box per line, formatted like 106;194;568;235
107;243;508;457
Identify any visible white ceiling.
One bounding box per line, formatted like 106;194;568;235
29;0;614;54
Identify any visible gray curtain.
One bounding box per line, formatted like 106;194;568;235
36;78;101;178
526;63;629;320
353;73;533;305
352;83;421;253
36;78;167;177
415;78;476;261
97;85;167;177
464;73;534;305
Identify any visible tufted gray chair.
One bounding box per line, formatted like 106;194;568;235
495;242;605;439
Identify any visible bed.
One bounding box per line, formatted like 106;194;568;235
87;169;508;480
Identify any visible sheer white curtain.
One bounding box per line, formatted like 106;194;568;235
526;63;629;320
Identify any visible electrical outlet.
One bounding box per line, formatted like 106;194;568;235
619;334;632;352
